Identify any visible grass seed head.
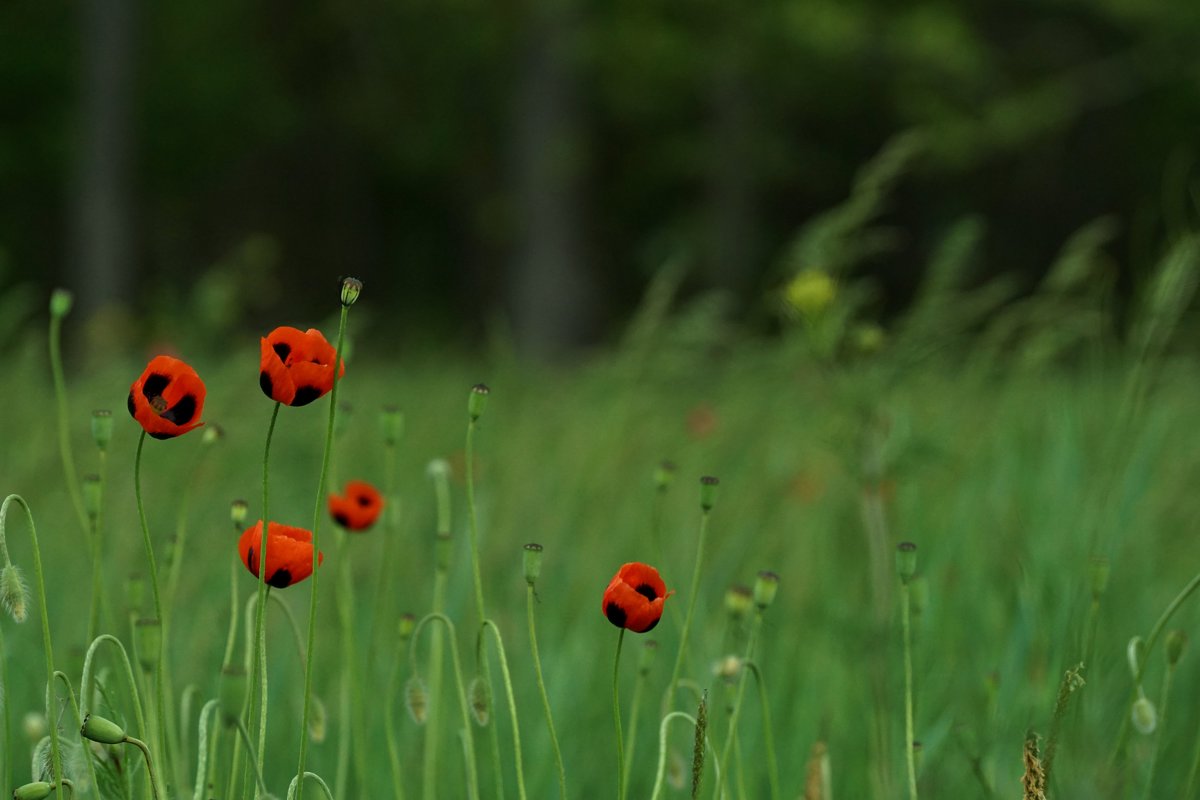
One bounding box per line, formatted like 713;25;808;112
1;563;29;623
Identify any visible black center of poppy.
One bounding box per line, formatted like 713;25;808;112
333;511;350;528
273;342;291;362
292;386;321;406
605;602;627;628
246;547;258;576
635;583;658;602
161;394;196;425
357;494;371;506
268;569;292;588
142;373;170;400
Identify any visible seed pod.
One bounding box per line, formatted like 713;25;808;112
724;585;753;619
13;781;54;800
523;543;544;585
309;695;328;743
699;476;720;512
896;542;918;585
340;276;363;307
81;713;127;745
468;384;490;421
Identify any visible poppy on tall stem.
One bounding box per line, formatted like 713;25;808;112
328;480;383;532
128;354;207;785
238;521;324;588
603;562;672;800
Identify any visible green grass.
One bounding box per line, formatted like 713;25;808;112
3;296;1200;798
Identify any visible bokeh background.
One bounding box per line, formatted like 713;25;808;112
4;0;1200;355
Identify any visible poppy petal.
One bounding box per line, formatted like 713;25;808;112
260;337;297;404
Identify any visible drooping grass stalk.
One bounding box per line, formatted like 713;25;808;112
651;711;722;800
901;574;918;800
614;628;628;800
1;495;64;795
252;399;281;797
411;612;479;800
48;291;90;542
1043;663;1085;787
288;772;336;800
295;296;351;800
622;641;658;798
481;620;528;799
526;581;567;799
746;661;781;800
665;478;717;716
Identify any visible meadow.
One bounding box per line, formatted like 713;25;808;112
1;247;1200;800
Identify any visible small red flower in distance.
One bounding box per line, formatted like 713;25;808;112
328;480;384;531
237;521;324;588
127;355;206;439
602;562;672;633
259;327;345;407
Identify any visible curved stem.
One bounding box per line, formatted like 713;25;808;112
288;772;336;800
665;508;710;714
0;495;62;793
613;628;627;800
527;585;567;799
128;735;163;800
411;612;479;800
48;309;90;540
253;399;281;796
81;633;150;738
651;712;722;800
482;620;528;800
51;671;101;800
236;717;273;796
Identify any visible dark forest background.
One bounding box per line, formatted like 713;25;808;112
3;0;1200;357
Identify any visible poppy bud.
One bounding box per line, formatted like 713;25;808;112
49;288;73;318
219;664;247;725
127;572;145;610
753;571;779;610
310;695;328;743
724;585;753;619
82;473;102;520
1089;556;1110;599
468;383;490;421
405;676;429;724
328;480;384;532
523;543;544;585
1;563;29;623
654;461;677;491
231;499;249;529
637;640;659;677
398;613;416;641
713;655;743;681
427;458;450;479
91;409;113;451
134;618;162;672
435;531;453;573
602;562;672;633
1167;630;1187;667
699;476;720;512
81;713;127;744
1132;696;1157;735
380;405;404;447
469;676;491;726
22;712;46;742
340;276;364;307
13;782;54;800
896;542;917;585
202;423;224;445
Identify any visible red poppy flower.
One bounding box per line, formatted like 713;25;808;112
328;480;384;531
237;521;324;588
259;327;345;407
127;356;206;440
602;562;672;633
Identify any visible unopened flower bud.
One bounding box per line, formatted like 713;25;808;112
699;476;720;512
380;405;404;447
82;474;102;520
309;695;328;743
469;676;491;726
398;613;416;641
219;664;247;725
230;500;249;529
81;713;127;744
435;531;453;573
713;655;743;681
896;542;917;585
523;543;544;585
134;618;162;672
426;458;450;479
91;409;113;451
468;384;490;421
202;423;224;445
1089;556;1110;599
753;571;779;610
1167;630;1187;667
50;288;73;318
1132;696;1157;735
654;461;677;491
340;276;363;307
13;782;54;800
405;676;429;724
22;712;46;742
1;563;29;623
724;585;753;619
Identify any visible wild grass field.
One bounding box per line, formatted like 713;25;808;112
2;228;1200;798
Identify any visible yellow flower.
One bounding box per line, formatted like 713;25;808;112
784;270;836;317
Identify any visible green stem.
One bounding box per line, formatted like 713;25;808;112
385;630;409;799
0;624;9;792
466;418;486;623
128;735;163;800
423;568;449;800
296;304;350;800
746;662;781;800
652;712;722;800
80;634;149;739
1;495;63;795
527;584;567;799
192;699;219;800
622;650;652;799
665;508;711;714
51;671;101;800
87;450;109;642
48;308;90;541
902;582;918;800
1142;664;1176;800
288;772;336;800
236;717;273;796
482;620;528;800
223;551;240;665
411;612;479;800
253;400;282;796
715;614;761;799
614;628;627;800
